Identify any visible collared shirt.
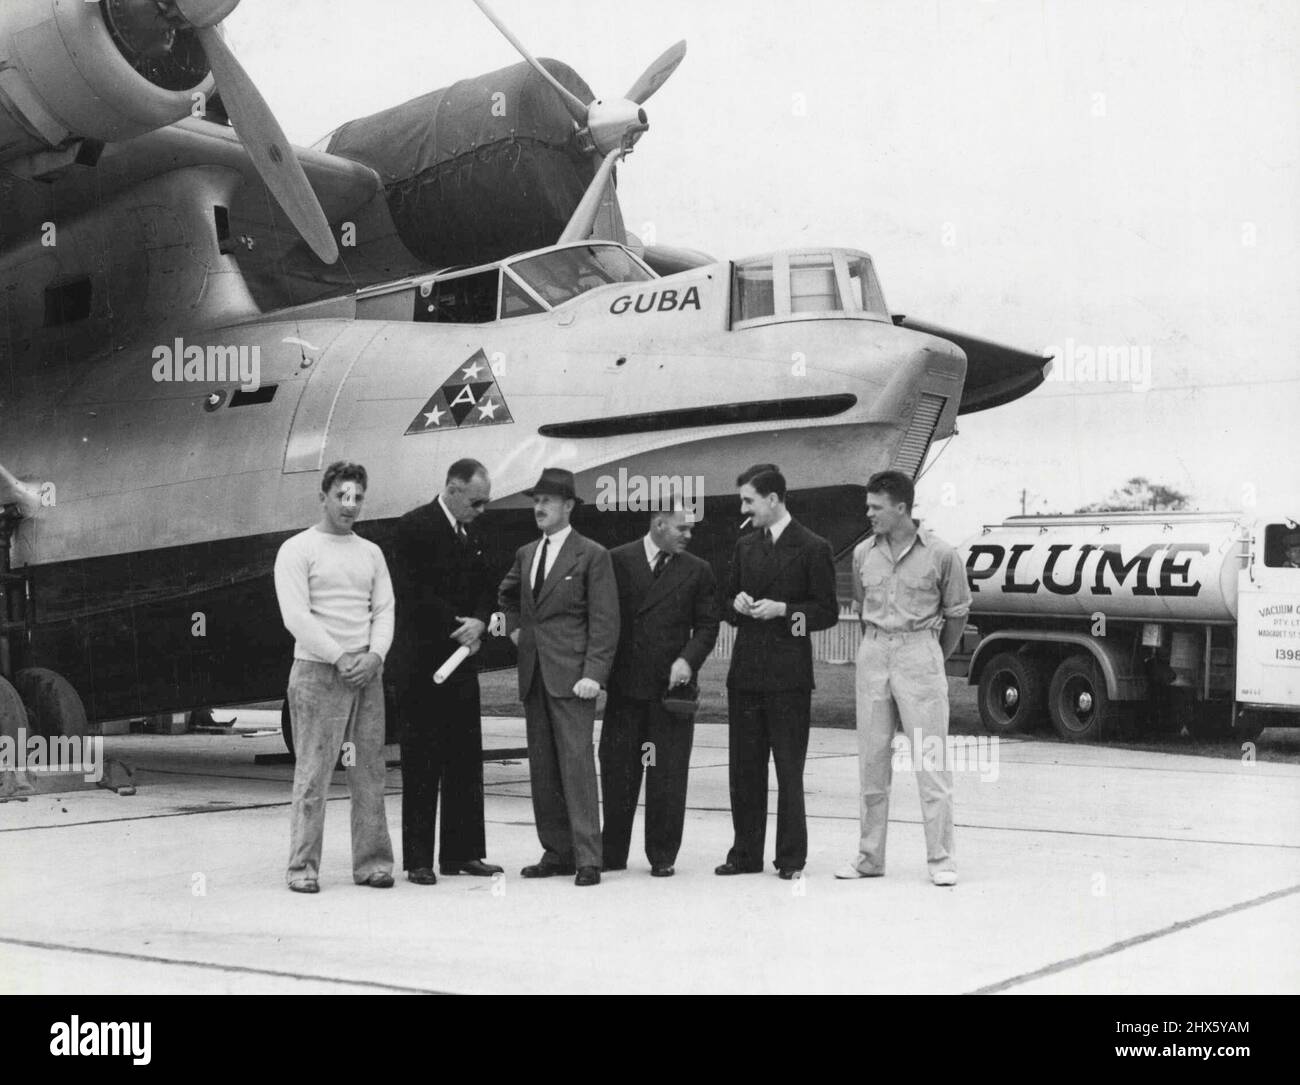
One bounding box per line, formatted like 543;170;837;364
766;510;792;544
530;523;573;586
642;534;668;571
852;525;971;633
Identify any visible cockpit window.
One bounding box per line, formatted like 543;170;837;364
732;260;776;322
415;269;499;324
789;254;843;313
510;245;653;307
501;274;545;319
845;255;889;318
730;250;890;327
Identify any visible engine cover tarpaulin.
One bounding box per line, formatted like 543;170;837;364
326;59;603;268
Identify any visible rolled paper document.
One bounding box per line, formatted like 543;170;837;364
433;645;472;685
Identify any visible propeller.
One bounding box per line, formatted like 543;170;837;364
557;148;625;245
473;0;683;157
472;0;683;235
102;0;338;264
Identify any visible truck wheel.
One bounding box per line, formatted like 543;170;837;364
1231;707;1265;743
1186;702;1231;740
978;651;1046;735
1048;654;1115;742
280;698;295;759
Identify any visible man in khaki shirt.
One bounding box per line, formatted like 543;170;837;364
836;470;971;886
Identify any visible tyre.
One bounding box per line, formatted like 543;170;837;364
1186;701;1231;740
1231;707;1265;743
1047;654;1117;742
977;651;1046;735
13;667;88;738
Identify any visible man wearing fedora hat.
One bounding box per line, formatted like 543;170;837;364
498;467;620;886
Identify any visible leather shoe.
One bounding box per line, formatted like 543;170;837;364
361;872;394;888
406;868;437;885
574;866;601;886
714;862;762;875
777;867;802;880
650;864;675;878
439;859;503;877
288;879;319;894
520;861;576;878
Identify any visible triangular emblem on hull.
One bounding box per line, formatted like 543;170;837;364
404;349;515;435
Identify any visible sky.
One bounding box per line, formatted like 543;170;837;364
224;0;1299;542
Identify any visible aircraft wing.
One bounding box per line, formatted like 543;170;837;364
894;317;1052;414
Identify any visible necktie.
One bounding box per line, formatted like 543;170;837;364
762;527;774;554
652;551;669;578
456;522;469;548
532;537;549;600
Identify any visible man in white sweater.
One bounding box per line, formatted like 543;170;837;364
274;461;396;893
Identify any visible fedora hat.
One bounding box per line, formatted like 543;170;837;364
523;467;581;503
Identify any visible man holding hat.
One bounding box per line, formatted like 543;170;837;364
600;502;719;877
498;468;620;886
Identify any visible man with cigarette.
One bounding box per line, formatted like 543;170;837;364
716;464;838;879
389;459;503;885
274;461;395;893
498;468;619;887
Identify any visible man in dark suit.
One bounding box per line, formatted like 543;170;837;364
716;465;838;879
389;458;503;885
600;504;719;877
498;468;620;887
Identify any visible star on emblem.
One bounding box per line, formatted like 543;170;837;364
423;405;446;427
477;398;500;420
461;358;486;381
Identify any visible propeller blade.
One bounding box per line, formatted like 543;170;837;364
471;0;589;127
196;26;339;264
625;40;686;105
558;148;623;245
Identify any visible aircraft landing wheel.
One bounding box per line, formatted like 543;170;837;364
0;675;36;801
13;667;88;739
977;651;1046;735
1047;654;1116;743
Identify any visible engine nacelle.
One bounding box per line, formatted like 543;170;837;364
0;0;215;161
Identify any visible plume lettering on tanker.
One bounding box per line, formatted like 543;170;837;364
965;542;1208;597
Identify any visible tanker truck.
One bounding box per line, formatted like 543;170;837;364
950;511;1300;742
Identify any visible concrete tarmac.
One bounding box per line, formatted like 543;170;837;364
1;717;1297;994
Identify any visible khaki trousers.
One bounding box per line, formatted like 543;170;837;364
286;660;394;884
852;629;955;876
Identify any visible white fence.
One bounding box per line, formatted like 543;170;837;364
711;605;861;664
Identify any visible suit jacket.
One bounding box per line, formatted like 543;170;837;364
722;518;838;692
387;500;497;689
607;541;720;701
498;529;620;699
